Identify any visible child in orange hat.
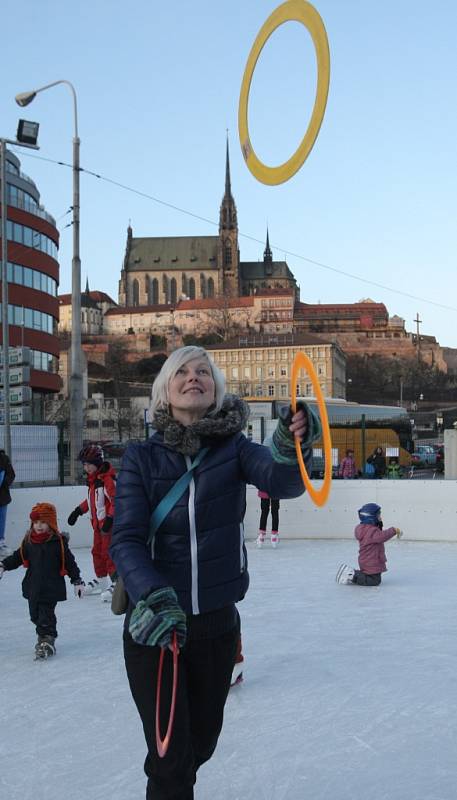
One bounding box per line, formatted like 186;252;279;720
0;502;85;659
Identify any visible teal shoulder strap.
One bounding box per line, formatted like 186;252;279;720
148;447;209;542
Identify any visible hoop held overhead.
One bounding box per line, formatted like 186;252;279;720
238;0;330;185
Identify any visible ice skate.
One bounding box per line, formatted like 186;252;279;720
82;576;109;596
271;532;279;548
101;583;116;603
34;636;56;660
0;541;12;558
335;564;355;584
230;661;244;687
256;531;266;548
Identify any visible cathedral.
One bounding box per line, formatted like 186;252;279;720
118;142;298;307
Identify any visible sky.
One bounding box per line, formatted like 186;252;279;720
1;0;456;346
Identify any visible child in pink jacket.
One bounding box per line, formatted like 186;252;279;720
336;503;402;586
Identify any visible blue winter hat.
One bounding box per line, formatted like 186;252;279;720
358;503;381;525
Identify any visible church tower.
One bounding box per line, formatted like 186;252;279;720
118;223;132;305
218;138;240;296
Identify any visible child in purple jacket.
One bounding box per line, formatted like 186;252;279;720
336;503;402;586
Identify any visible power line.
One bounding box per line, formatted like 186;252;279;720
14;148;457;314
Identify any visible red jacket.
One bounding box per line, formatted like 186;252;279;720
79;462;116;533
355;523;397;574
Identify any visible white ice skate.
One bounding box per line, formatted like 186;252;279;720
101;583;115;603
82;576;109;596
230;661;244;687
0;541;12;558
256;532;266;548
335;564;355;585
271;533;279;548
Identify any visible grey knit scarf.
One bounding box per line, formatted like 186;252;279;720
153;394;250;456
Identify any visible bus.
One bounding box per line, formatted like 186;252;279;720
248;399;413;474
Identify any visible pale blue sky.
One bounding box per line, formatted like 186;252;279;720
2;0;456;345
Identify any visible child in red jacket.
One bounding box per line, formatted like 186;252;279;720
336;503;402;586
67;445;117;601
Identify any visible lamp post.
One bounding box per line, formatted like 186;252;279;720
16;81;83;481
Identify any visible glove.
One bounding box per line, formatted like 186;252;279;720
129;587;187;649
395;528;403;539
0;563;4;579
101;515;113;534
67;507;82;526
73;580;85;598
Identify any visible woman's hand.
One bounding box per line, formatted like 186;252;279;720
289;408;308;441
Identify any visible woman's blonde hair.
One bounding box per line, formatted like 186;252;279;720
150;346;226;416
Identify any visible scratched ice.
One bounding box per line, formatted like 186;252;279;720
1;539;456;800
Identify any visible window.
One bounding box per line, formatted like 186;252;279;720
280;384;288;397
280;366;287;376
268;385;275;397
231;367;238;379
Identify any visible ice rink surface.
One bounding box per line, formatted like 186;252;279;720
1;538;456;800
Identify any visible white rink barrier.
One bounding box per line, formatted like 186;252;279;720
4;479;457;549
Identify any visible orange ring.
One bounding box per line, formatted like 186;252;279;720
290;352;332;506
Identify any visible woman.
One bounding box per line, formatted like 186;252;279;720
0;449;15;557
110;346;320;800
367;446;387;478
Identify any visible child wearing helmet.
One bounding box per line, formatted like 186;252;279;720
0;502;84;659
336;503;402;586
67;445;117;601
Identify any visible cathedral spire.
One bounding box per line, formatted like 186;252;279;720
264;227;273;263
219;134;237;233
225;133;231;197
85;276;90;294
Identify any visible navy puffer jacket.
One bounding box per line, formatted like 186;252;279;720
110;431;310;615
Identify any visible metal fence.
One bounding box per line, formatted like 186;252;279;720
0;424;59;484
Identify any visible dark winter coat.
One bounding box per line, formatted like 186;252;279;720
0;450;15;506
355;523;397;574
367;451;386;478
111;431;312;615
2;533;81;603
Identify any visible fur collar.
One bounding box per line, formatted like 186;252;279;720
153;394;250;455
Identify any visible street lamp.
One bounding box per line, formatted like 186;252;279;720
16;80;83;482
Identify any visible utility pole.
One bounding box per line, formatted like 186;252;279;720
414;312;422;361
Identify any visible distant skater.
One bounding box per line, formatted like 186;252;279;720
336;503;402;586
0;502;84;659
256;490;280;548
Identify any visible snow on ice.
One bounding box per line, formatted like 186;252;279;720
2;539;457;800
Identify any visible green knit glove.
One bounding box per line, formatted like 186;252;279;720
129;587;187;648
271;402;322;465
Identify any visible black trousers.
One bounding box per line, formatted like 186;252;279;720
259;497;280;531
124;618;239;800
28;599;58;638
353;571;382;586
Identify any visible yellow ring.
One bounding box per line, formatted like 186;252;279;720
238;0;330;185
291;352;332;507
